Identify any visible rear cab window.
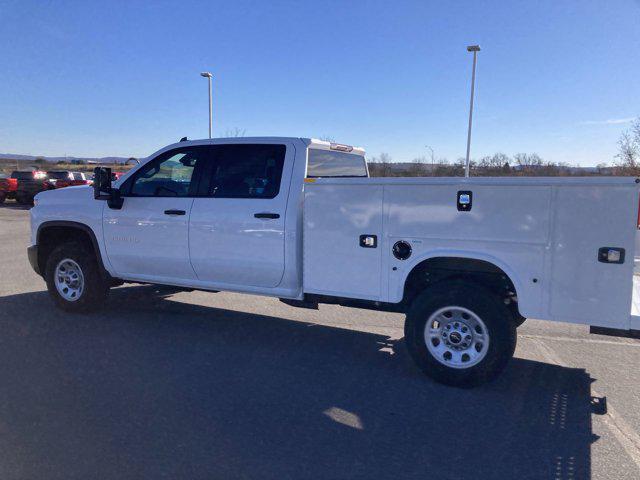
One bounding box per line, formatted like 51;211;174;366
306;148;368;178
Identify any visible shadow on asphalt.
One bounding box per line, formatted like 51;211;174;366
0;286;599;479
0;201;31;211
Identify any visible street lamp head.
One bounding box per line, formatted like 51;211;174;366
200;72;213;78
466;45;481;52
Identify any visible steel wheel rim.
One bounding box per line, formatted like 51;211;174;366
54;258;85;302
424;306;490;369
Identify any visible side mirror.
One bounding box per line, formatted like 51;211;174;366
93;167;112;200
93;167;123;209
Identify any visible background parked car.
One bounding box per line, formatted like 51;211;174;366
71;172;91;185
12;170;54;205
48;170;90;189
88;170;122;185
0;172;18;204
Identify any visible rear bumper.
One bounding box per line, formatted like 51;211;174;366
27;245;40;275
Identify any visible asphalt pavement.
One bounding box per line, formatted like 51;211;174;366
0;204;639;479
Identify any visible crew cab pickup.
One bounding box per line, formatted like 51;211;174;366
28;137;640;387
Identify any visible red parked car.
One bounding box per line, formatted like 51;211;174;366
48;171;91;189
0;172;18;203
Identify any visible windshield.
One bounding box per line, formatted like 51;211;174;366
306;149;368;178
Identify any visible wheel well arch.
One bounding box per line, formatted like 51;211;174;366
401;255;522;317
36;221;109;278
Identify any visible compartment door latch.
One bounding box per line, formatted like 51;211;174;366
457;190;473;211
598;247;625;264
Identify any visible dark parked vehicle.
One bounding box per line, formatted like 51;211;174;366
12;170;54;205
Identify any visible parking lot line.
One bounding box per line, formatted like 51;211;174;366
522;333;640;348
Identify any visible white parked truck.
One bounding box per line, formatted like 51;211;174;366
28;137;640;387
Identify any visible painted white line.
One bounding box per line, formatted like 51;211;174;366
521;334;640;348
532;339;640;472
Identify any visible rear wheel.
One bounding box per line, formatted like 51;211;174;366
405;281;516;387
0;192;5;204
45;242;109;313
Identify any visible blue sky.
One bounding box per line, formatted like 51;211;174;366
0;0;638;165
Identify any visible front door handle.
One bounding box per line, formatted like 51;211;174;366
164;209;186;216
254;212;280;219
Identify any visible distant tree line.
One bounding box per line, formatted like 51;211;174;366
367;152;616;177
616;117;640;175
368;117;640;177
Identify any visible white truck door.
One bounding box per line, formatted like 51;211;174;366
189;143;294;288
103;146;210;281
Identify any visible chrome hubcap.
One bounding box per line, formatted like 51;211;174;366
424;306;490;369
54;258;84;302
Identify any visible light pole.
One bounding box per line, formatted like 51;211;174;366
200;72;213;139
425;145;435;170
464;45;480;178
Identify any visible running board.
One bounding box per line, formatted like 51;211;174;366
590;326;640;339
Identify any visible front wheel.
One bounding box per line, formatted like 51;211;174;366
45;242;109;313
405;281;516;388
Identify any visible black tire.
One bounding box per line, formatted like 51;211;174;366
0;192;5;204
405;280;517;388
45;241;109;313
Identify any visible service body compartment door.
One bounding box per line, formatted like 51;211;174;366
549;185;637;328
303;183;383;300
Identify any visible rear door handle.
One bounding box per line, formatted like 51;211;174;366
164;209;186;216
254;212;280;219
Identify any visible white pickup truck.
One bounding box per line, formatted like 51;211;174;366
28;137;640;387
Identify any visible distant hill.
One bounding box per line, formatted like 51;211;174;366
0;153;136;164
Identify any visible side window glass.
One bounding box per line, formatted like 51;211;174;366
130;149;201;197
208;144;285;199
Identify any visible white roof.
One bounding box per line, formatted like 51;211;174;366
154;137;365;157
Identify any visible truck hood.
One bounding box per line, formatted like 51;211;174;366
35;185;93;204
